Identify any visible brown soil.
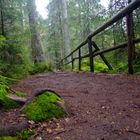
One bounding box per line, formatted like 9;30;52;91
1;72;140;140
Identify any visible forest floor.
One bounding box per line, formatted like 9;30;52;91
1;72;140;140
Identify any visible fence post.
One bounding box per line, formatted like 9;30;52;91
88;38;94;72
79;48;81;71
92;41;113;70
59;60;63;71
126;0;134;74
71;54;74;70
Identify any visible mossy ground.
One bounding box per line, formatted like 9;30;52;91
23;91;66;122
0;130;33;140
0;136;17;140
0;76;19;110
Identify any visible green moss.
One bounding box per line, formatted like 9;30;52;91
94;61;108;72
23;92;66;122
14;91;26;97
1;97;19;109
0;130;33;140
0;136;17;140
81;59;108;72
108;63;128;74
16;130;33;140
0;76;20;110
0;76;16;85
28;63;51;75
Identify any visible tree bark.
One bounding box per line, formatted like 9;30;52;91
0;0;5;36
27;0;44;64
61;0;71;57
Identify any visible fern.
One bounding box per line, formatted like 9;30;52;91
0;75;13;103
0;84;8;100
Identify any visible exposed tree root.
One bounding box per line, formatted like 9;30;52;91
19;89;71;115
0;89;72;137
6;94;26;105
0;121;29;136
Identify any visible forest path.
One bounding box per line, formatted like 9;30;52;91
12;72;140;140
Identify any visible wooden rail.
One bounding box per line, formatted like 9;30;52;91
59;0;140;74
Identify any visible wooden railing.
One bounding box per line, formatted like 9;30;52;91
59;0;140;74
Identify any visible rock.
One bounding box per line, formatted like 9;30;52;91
36;136;42;140
28;120;35;125
54;136;62;140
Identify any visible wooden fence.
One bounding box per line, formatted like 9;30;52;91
59;0;140;74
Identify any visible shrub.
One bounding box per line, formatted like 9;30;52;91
0;75;19;109
16;130;33;140
0;130;33;140
28;63;51;75
81;59;108;72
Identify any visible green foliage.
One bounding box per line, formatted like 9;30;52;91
64;65;73;71
0;84;8;101
0;75;19;109
1;98;19;109
0;136;17;140
94;61;108;72
14;91;26;97
0;130;33;140
0;75;16;85
134;59;140;74
81;59;90;71
28;63;52;75
81;59;108;72
0;37;29;78
0;36;6;45
0;75;10;104
115;63;128;72
16;130;33;140
23;92;66;122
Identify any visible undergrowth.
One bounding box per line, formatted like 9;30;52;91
0;75;24;110
0;130;33;140
14;91;26;97
23;91;66;122
81;59;108;72
28;63;53;75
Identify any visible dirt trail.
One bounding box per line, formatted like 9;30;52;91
2;72;140;140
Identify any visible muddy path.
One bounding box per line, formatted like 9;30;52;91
2;72;140;140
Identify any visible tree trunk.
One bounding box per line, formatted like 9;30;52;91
0;0;5;36
61;0;71;57
27;0;44;64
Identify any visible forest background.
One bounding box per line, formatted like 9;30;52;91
0;0;140;79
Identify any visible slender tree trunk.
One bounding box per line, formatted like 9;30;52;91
61;0;71;57
0;0;5;36
19;1;25;28
27;0;44;64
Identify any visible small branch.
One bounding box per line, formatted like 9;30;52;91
127;130;140;136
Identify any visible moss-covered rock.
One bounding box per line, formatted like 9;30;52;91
23;92;66;122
